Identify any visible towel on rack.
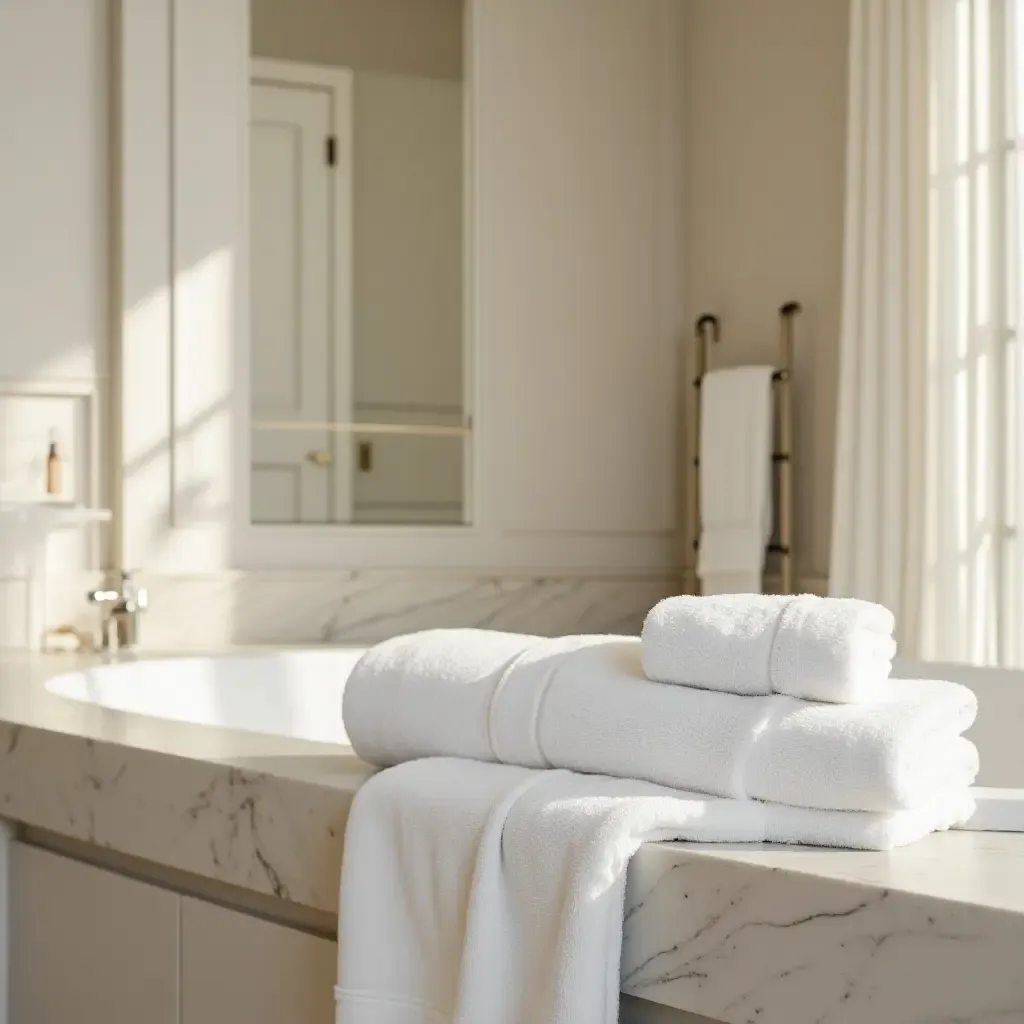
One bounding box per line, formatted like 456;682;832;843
697;366;776;595
641;593;897;703
336;758;974;1024
343;629;979;813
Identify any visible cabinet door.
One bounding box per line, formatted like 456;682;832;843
9;843;179;1024
181;896;336;1024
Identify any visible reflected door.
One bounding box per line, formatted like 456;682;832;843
250;81;349;523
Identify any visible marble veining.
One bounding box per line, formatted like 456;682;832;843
621;844;1024;1023
0;657;371;910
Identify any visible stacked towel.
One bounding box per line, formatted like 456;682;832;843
337;614;980;1024
336;759;974;1024
642;592;897;703
344;629;977;814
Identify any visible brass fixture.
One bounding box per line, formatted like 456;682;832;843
306;449;334;467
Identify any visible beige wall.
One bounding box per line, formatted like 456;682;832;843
0;0;109;381
684;0;850;584
477;0;685;540
250;0;462;80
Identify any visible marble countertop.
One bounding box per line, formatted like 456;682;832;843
2;651;1024;1024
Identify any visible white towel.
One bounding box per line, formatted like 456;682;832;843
343;629;979;813
697;366;775;595
642;593;897;703
955;787;1024;832
336;758;975;1024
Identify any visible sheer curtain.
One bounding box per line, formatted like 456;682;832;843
831;0;1024;666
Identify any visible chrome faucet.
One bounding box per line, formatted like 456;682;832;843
87;570;148;653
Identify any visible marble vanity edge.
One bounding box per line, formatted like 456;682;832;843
3;715;1024;1023
621;843;1024;1023
0;718;357;914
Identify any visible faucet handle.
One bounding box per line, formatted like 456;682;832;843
87;586;120;605
123;571;147;610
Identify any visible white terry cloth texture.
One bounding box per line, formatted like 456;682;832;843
641;592;897;703
696;366;776;595
955;788;1024;832
343;629;979;814
335;758;975;1024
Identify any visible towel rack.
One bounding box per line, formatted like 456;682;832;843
690;302;800;595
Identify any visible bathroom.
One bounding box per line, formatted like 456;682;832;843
0;0;1022;1021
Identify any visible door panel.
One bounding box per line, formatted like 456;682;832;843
250;81;339;523
10;843;178;1024
181;896;336;1024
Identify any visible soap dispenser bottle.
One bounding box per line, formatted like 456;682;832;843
45;433;61;496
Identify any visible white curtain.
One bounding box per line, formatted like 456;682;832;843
831;0;1024;666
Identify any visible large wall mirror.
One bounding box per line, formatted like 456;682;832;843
248;0;467;526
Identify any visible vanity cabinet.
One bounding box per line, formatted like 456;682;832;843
10;843;179;1024
181;896;336;1024
8;843;335;1024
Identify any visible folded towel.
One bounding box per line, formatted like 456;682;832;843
642;593;897;703
336;758;975;1024
343;629;978;813
955;787;1024;832
697;366;775;595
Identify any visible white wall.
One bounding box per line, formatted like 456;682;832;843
473;0;684;540
0;0;111;645
0;0;110;384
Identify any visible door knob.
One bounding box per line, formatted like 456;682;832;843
306;449;333;467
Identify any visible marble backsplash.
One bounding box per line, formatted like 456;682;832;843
26;571;682;651
16;567;827;651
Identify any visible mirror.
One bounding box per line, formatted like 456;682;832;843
248;0;466;525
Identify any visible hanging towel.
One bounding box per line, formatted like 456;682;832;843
697;366;775;595
343;629;979;814
641;592;897;703
336;758;975;1024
